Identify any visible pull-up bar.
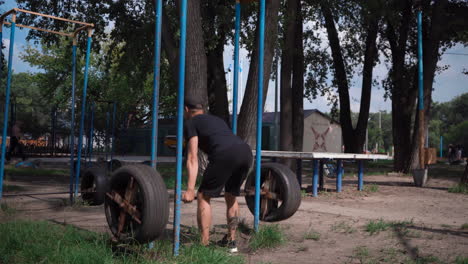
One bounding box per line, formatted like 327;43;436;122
0;8;94;37
0;9;94;204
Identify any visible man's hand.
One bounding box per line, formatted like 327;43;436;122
182;189;195;203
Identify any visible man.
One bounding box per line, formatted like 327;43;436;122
7;121;25;161
181;98;252;253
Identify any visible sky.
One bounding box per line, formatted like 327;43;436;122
1;0;467;114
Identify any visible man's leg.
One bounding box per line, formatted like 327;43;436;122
225;192;239;241
197;192;212;245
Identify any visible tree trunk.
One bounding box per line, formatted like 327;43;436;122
321;0;354;152
237;0;280;146
185;0;208;106
206;37;230;124
202;1;230;124
161;11;179;83
280;0;298;157
385;0;416;172
461;163;468;185
321;0;380;153
408;0;448;171
292;0;304;153
354;12;379;153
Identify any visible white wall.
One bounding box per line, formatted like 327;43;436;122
302;113;342;153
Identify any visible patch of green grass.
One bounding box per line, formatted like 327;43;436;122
249;224;285;251
2;184;27;192
365;219;391;235
454;256;468;264
0;203;16;216
301;189;308;198
5;168;67;177
448;184;468;194
296;245;308;252
331;221;357;234
304;228;321;241
0;220;245;264
461;223;468;230
0;220;125;264
352;246;378;264
364;184;379;193
379;248;403;263
403;255;443;264
365;219;414;235
175;244;244;264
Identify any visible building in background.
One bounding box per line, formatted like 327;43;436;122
262;109;342;153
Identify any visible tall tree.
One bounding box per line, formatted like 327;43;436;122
280;0;299;156
184;0;208;108
292;0;305;153
319;0;381;153
237;0;281;146
201;0;233;124
382;0;468;172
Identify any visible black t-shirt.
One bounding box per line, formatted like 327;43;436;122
184;114;244;156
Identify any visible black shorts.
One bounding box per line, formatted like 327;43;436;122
198;143;253;197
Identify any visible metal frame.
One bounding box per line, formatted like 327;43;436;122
260;151;391;195
0;8;94;202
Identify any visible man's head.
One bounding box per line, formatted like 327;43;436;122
184;97;204;119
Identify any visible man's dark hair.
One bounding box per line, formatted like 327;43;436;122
184;97;204;110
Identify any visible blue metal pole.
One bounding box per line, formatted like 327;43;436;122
358;160;364;191
88;102;95;166
312;159;319;197
83;105;89;166
440;136;443;158
69;42;77;203
254;0;266;232
151;0;163;169
336;160;342;192
173;0;187;256
232;1;241;134
74;33;92;200
0;18;16;200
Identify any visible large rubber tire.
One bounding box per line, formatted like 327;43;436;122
104;165;169;243
80;167;108;205
244;163;301;222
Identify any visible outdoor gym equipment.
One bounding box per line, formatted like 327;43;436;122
101;0;292;256
0;9;94;203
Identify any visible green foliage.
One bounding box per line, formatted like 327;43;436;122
364;184;379;193
430;93;468;153
353;246;372;263
461;223;468;230
403;255;443;264
365;219;391;235
304;229;321;241
0;203;16;216
330;221;356;234
365;219;414;235
249;224;285;251
0;221;245;264
448;184;468;194
0;221;120;264
454;256;468;264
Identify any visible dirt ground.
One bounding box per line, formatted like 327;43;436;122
1;164;467;264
